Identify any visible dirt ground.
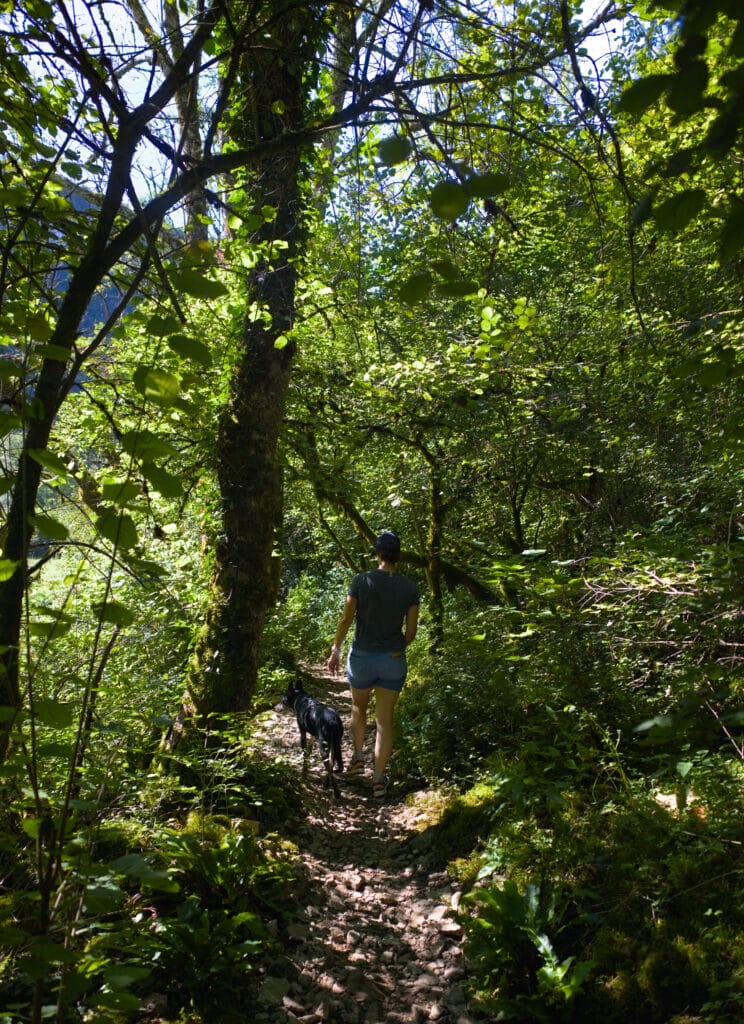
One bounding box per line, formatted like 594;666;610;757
246;665;490;1024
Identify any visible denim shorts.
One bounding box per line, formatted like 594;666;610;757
347;648;407;693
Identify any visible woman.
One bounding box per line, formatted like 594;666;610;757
327;531;419;797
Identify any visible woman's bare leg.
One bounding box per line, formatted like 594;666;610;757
373;686;400;777
350;685;371;755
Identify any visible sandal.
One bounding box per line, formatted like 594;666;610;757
347;756;366;777
372;776;389;798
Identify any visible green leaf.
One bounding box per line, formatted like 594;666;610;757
0;358;20;378
90;992;142;1012
27;448;70;477
0;186;27;208
0;559;20;581
91;600;135;627
147;313;182;337
430;181;470;221
104;965;151;989
720;205;744;260
37;740;76;758
84;878;126;914
111;853;179;892
634;714;675;734
274;334;289;349
666;60;708;114
631;192;654;227
35;344;70;361
101;478;142;506
0;925;27;946
617;74;671;115
653;189;706;232
271;99;286;115
437;279;479;297
28;513;69;541
60;160;82;180
34;698;74;728
698;355;735;387
95;509;139;550
432;259;458;281
133;366;181;407
110;852;150;876
32;602;73;622
23;313;53;342
673;33;707;67
28;619;71;640
121;430;179;461
240;213;265;232
462;172;510;198
167;333;213;368
705;111;739;155
141;461;183;498
169;268;228;298
22;817;42;839
377;135;412;166
124;555;167;578
399;271;433;304
0;411;21;438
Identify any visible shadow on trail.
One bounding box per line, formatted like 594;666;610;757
250;665;481;1024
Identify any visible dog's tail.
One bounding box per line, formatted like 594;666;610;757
318;737;341;798
319;734;343;774
332;731;343;775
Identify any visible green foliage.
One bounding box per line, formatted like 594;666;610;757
3;3;744;1022
396;642;519;782
461;879;594;1021
616;0;744;253
377;134;412;166
0;745;305;1022
262;568;348;669
446;697;744;1023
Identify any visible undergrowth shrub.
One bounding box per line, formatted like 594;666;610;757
396;664;519;782
461;878;595;1022
394;596;520;783
449;703;744;1024
0;717;307;1023
145;719;305;828
262;567;347;669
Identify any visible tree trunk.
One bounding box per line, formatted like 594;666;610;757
187;0;322;716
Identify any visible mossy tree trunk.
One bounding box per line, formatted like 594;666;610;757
186;1;327;717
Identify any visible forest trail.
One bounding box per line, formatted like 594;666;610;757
247;665;488;1024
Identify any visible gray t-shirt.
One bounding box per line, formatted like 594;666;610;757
349;569;420;653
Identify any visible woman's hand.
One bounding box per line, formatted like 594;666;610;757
327;649;341;674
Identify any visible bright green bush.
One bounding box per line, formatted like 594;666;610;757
454;713;744;1023
262;567;348;667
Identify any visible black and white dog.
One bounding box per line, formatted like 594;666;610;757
282;681;344;798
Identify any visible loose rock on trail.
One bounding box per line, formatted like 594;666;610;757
248;666;490;1024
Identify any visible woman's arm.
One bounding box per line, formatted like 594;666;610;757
327;595;357;673
404;604;419;647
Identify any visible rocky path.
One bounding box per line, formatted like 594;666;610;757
248;667;488;1024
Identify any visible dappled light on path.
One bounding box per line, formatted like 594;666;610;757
248;666;487;1024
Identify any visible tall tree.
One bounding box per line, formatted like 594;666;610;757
0;0;226;758
0;0;627;756
186;0;331;715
